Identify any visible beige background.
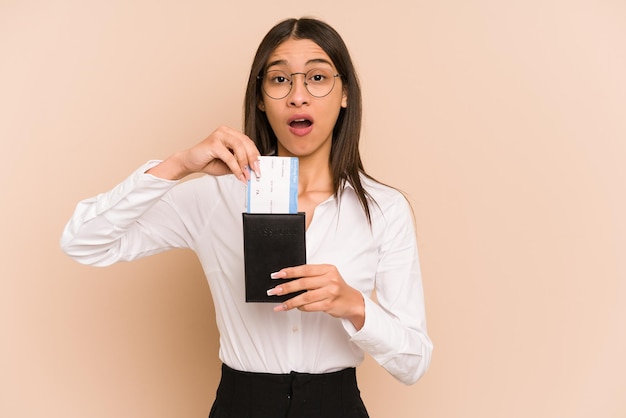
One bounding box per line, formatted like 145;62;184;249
2;0;625;417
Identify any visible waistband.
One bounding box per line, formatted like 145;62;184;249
212;363;365;417
222;363;357;383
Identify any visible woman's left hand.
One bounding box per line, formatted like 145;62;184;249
267;264;365;330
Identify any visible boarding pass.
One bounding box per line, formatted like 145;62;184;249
247;156;299;214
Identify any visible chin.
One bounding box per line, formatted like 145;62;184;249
281;142;331;159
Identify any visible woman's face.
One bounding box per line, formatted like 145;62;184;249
259;38;347;162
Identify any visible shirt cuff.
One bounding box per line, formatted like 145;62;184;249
341;296;397;361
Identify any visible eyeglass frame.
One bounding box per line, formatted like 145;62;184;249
257;69;342;100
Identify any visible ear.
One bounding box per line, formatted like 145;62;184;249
258;101;266;112
341;90;348;108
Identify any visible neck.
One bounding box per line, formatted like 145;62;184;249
297;156;333;194
276;143;334;194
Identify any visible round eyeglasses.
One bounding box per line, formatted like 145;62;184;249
257;68;341;100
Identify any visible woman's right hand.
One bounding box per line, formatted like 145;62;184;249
147;126;261;182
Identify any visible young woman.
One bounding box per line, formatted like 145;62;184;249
61;17;432;418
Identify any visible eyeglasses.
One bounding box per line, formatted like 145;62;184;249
258;68;341;100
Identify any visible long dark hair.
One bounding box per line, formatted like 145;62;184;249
243;17;377;223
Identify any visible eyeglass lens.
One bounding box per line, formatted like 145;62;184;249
262;68;338;99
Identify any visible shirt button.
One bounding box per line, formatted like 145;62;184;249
292;326;299;333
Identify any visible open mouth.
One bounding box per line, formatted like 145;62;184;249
289;118;313;128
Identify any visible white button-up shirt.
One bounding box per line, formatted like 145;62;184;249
61;161;432;385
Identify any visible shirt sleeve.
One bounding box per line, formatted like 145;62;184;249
60;161;189;266
342;194;433;385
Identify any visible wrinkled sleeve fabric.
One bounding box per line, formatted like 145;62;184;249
60;161;190;266
343;194;433;385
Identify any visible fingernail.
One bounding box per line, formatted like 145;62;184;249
270;271;286;279
266;287;281;296
273;304;288;312
253;160;261;178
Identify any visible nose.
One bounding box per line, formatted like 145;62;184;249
288;73;309;107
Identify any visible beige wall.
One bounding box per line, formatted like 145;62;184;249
2;1;625;417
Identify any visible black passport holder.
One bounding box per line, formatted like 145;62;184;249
242;213;306;303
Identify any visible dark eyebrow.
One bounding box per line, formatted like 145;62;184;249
266;58;334;70
305;58;334;67
266;59;287;69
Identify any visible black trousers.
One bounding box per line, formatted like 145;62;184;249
209;364;370;418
